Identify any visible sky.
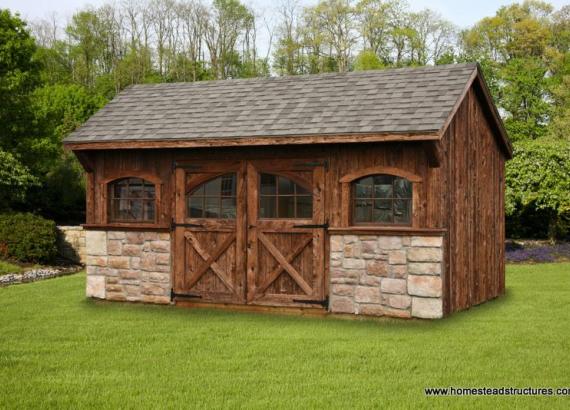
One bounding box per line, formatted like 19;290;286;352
4;0;569;28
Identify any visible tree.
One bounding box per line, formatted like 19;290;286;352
0;9;40;156
506;138;570;239
0;149;38;211
353;49;383;70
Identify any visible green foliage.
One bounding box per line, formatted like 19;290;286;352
0;9;40;154
0;212;57;263
506;138;570;239
353;49;384;71
0;149;38;211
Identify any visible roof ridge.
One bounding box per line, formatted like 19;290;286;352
129;63;478;89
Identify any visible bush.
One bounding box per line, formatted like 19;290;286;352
0;213;57;263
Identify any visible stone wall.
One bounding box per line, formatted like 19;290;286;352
57;226;86;264
85;230;171;304
329;234;444;319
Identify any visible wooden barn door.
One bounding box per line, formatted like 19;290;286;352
246;159;326;307
172;161;247;303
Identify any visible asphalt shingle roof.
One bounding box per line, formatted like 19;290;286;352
64;63;477;144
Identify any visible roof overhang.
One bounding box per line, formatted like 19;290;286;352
64;131;441;151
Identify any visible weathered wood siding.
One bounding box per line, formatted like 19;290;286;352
443;85;506;314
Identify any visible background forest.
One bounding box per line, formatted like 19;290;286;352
1;0;569;239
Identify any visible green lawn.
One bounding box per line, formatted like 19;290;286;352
1;264;569;409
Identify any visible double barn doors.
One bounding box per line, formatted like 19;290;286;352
172;160;326;307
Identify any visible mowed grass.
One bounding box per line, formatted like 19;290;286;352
1;264;569;409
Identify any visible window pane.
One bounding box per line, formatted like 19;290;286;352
204;197;220;218
373;200;393;223
296;196;312;218
278;196;295;218
144;184;155;199
129;199;144;220
355;177;373;198
114;182;128;199
191;184;204;196
204;177;222;196
394;199;411;224
354;199;372;222
394;178;412;198
143;200;155;221
278;176;295;195
260;174;276;195
374;183;393;199
221;198;236;219
260;196;276;218
373;175;393;185
296;183;310;195
188;196;203;218
220;174;236;197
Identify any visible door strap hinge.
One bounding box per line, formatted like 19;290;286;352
292;222;329;229
292;297;329;308
171;289;202;301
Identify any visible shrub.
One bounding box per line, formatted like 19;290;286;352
0;213;57;263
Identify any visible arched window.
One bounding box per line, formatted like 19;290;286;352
187;173;237;219
353;175;412;224
259;173;312;218
108;178;156;222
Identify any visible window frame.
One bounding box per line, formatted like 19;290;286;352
339;166;422;228
186;173;238;220
257;172;313;220
102;172;162;227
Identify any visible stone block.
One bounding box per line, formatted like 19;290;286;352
354;286;381;304
156;253;171;266
126;232;145;244
331;284;354;297
366;260;388;276
359;275;381;286
86;275;105;298
411;236;443;247
107;231;126;240
123;244;142;257
143;232;158;241
344;243;361;258
329;296;355;314
377;236;402;250
331;268;359;281
146;272;170;283
382;306;412;319
140;253;157;271
408;262;441;275
119;269;140;280
131;257;141;269
401;237;411;246
86;256;107;267
330;259;342;267
385;294;411;310
86;231;107;256
408;275;442;297
381;278;406;294
330;251;343;261
411;297;443;319
157;233;171;241
141;282;169;296
342;258;365;270
407;247;442;263
388;250;407;265
358;304;385;316
141;294;170;304
106;291;126;301
330;235;344;252
108;256;130;269
389;265;407;278
150;240;170;253
107;240;122;256
361;240;378;255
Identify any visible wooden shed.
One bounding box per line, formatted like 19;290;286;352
65;63;512;319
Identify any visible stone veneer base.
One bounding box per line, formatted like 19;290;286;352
85;230;171;304
329;234;444;319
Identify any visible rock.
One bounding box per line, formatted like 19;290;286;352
354;286;381;304
86;231;107;256
377;236;402;250
342;258;365;269
411;236;443;247
381;278;406;294
408;275;442;297
388;250;407;265
330;235;344;252
408;262;441;275
329;296;355;313
412;297;443;319
407;247;442;262
366;260;388;276
86;275;105;298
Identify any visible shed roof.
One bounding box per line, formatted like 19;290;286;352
64;63;509;155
